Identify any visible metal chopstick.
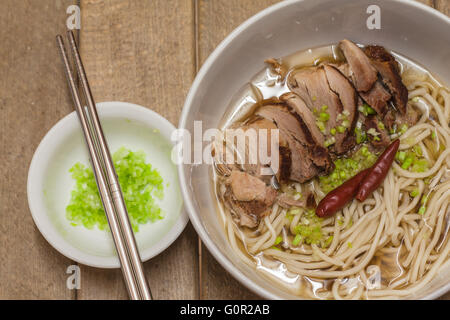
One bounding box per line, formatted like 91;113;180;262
56;31;152;300
65;30;152;300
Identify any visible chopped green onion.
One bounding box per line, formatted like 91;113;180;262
316;120;326;133
355;127;366;144
342;119;350;128
323;236;333;248
337;126;346;133
361;146;370;156
400;124;408;135
358;104;376;116
347;242;353;248
390;124;397;135
66;147;164;232
411;159;429;173
275;236;283;245
366;106;376;115
367;128;380;138
421;195;428;205
321;105;328;111
330;128;336;135
319;146;377;194
410;189;419;197
319;112;330;122
431;131;437;140
292;234;302;246
294;210;324;245
396;147;429;173
419;206;426;215
401;157;413;170
378;122;385;130
324;137;336;147
347;218;353;228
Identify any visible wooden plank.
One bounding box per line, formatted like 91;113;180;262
415;0;433;6
431;0;449;301
197;0;281;300
0;0;78;299
435;0;449;17
77;0;198;299
434;0;450;301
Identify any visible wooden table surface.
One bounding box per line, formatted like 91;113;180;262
0;0;448;300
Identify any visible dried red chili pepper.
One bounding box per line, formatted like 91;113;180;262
316;168;370;218
355;139;400;202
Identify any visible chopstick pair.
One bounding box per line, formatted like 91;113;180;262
56;31;152;300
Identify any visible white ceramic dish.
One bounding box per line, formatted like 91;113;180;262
28;101;187;268
178;0;450;299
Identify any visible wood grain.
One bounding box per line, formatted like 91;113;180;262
77;0;198;299
416;0;433;6
435;0;450;17
0;0;448;300
0;0;78;299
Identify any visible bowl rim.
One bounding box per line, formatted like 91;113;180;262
27;101;188;268
178;0;450;299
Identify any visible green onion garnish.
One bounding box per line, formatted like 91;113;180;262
419;206;426;215
401;157;414;170
292;234;302;246
66;147;165;232
275;236;283;245
319;112;330;122
316;120;326;133
324;137;336;147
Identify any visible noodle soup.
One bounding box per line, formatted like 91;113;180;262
212;41;450;300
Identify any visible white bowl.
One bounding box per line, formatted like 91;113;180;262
178;0;450;299
28;101;187;268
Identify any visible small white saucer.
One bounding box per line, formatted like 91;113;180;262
27;101;187;268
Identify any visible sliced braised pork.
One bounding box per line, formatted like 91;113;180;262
243;116;291;183
323;64;358;150
383;104;420;133
288;66;356;154
223;170;277;228
364;45;408;114
359;81;391;116
364;115;390;150
338;41;392;117
339;39;378;92
280;92;325;147
229;170;275;202
255;103;334;181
